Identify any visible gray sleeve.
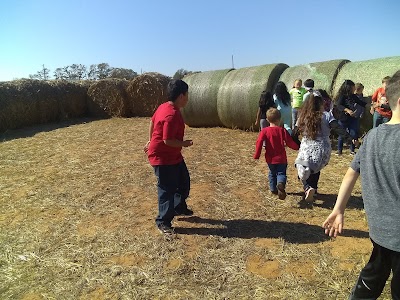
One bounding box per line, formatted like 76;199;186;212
350;134;368;173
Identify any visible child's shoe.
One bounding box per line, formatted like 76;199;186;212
270;190;278;195
304;187;315;202
277;182;286;200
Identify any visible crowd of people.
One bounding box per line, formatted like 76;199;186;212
144;71;400;299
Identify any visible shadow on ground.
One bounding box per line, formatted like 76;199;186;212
0;117;97;142
175;216;368;243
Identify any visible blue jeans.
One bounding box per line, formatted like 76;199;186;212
267;163;287;192
338;118;358;152
292;108;299;129
153;160;190;227
373;111;390;128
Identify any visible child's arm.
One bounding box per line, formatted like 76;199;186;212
322;167;359;237
329;120;352;143
144;120;154;153
253;131;264;159
255;107;261;125
284;129;300;150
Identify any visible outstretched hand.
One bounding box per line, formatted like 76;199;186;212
322;211;344;237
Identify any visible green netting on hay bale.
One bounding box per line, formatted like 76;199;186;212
181;69;233;127
126;72;170;117
87;79;130;118
279;59;350;95
332;56;400;134
217;64;288;130
0;79;88;133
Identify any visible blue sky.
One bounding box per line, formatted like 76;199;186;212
1;0;399;81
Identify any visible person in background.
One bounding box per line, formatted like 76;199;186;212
255;91;275;129
144;79;194;237
273;81;292;134
371;76;392;127
354;83;367;138
302;79;315;104
335;80;366;155
254;108;299;200
293;91;353;202
289;79;306;130
317;89;334;112
323;70;400;300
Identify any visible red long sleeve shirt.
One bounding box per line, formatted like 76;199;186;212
254;126;299;164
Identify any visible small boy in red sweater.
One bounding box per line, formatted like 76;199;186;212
254;108;300;199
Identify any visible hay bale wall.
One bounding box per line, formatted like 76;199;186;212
0;80;88;133
126;72;170;117
181;69;233;127
279;59;350;95
332;56;400;134
87;79;130;118
217;64;288;130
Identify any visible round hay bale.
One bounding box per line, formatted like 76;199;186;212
126;72;170;117
181;69;233;127
47;80;88;119
87;79;130;118
217;64;288;130
0;79;87;132
332;56;400;134
279;59;350;95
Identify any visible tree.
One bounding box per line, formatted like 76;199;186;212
29;64;50;80
108;68;138;80
173;68;189;80
97;63;113;79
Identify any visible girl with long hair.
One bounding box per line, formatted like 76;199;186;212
273;81;292;134
293;91;352;202
255;91;275;129
335;80;366;155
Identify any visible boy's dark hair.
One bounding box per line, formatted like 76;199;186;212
266;107;281;123
167;79;188;101
304;79;314;89
317;89;330;99
382;76;391;84
385;70;400;110
259;91;274;108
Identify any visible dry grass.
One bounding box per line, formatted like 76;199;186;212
0;118;392;299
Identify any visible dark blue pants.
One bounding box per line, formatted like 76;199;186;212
349;239;400;300
267;163;287;192
302;171;320;191
153;160;190;227
338;118;358;152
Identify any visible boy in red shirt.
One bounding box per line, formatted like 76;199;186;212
371;76;392;127
144;79;193;236
254;108;300;199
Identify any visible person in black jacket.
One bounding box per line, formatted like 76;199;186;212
335;80;366;155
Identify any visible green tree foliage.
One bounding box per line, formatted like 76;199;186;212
173;68;189;80
29;64;50;80
109;68;138;80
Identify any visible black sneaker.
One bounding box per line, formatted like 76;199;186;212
336;150;342;156
175;208;194;216
157;224;175;235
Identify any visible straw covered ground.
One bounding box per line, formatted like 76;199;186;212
0;118;393;299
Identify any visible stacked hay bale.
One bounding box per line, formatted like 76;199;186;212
126;72;171;117
181;69;233;127
279;59;350;94
217;64;288;130
332;56;400;134
87;79;130;118
0;79;87;133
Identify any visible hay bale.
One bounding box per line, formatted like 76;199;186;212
181;69;233;127
87;79;130;118
279;59;350;95
332;56;400;134
0;79;88;132
217;64;288;130
126;72;170;117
